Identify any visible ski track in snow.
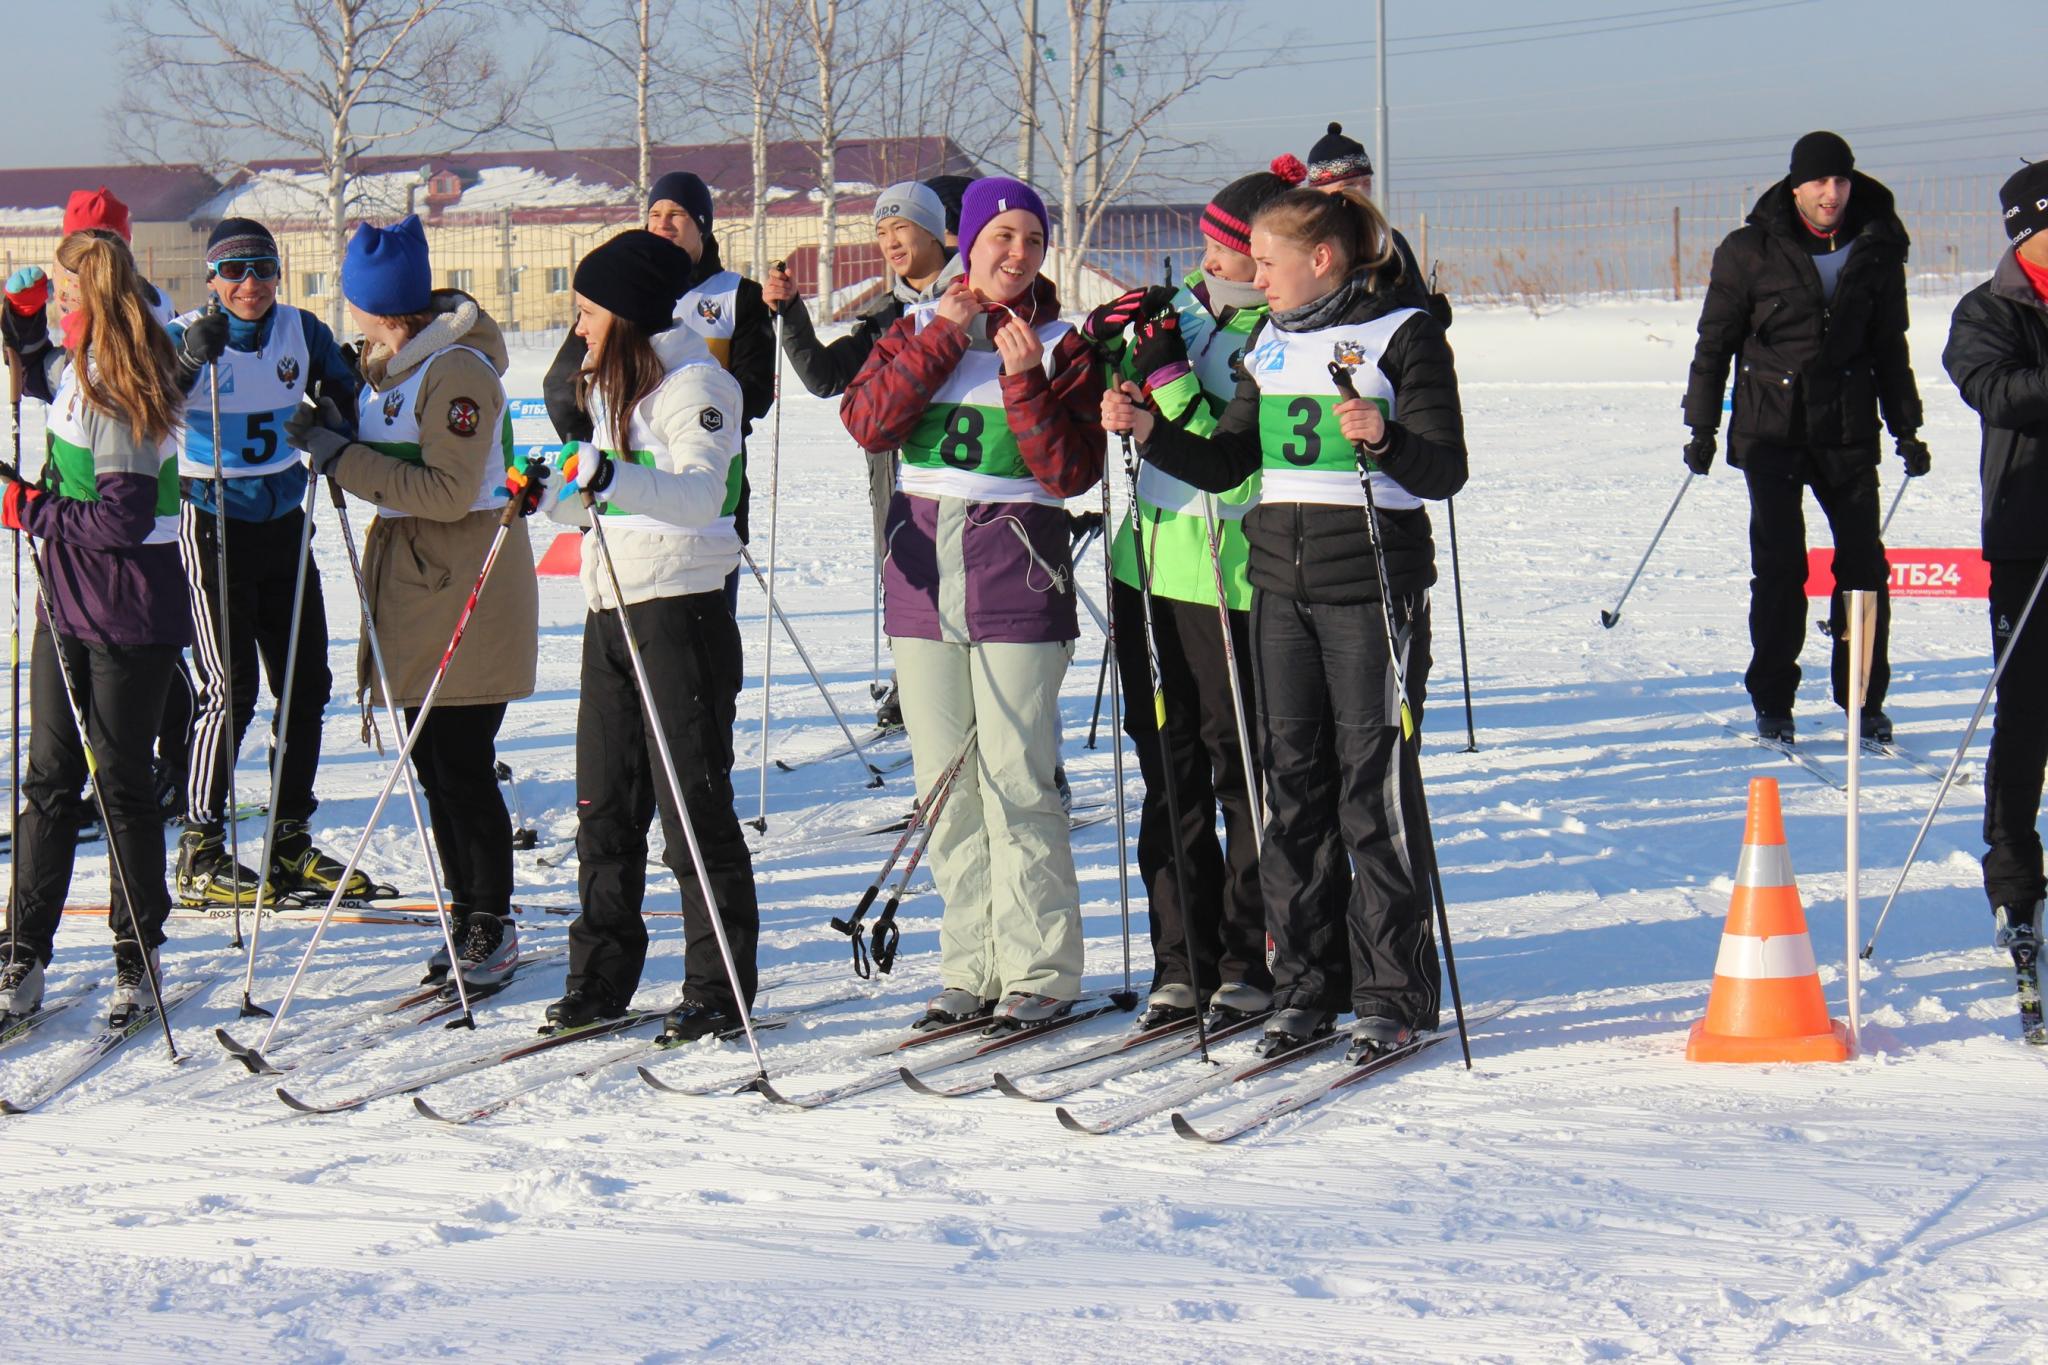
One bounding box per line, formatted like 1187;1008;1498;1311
7;296;2047;1359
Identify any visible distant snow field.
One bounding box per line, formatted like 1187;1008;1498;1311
9;293;2046;1360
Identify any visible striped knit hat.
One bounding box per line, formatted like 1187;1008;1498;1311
1305;122;1373;187
207;217;277;268
1200;159;1304;255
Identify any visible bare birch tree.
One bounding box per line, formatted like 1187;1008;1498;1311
787;0;908;319
525;0;697;202
693;0;802;279
951;0;1244;303
118;0;542;329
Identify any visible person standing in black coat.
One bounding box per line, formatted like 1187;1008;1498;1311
1683;131;1930;744
1941;161;2048;960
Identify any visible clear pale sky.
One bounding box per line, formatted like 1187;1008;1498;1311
19;0;2046;194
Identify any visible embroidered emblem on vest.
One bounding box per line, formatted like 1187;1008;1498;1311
276;354;299;386
696;298;723;325
446;398;480;436
382;390;405;421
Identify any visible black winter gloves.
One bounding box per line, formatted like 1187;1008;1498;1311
1683;431;1716;476
1897;435;1931;478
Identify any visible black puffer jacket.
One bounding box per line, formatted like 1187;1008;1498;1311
1684;172;1923;467
1139;274;1467;606
1944;251;2048;560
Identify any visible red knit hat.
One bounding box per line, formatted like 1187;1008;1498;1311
63;187;132;242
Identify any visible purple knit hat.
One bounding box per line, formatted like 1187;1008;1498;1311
957;177;1050;257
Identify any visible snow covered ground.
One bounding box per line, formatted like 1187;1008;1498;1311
9;293;2048;1361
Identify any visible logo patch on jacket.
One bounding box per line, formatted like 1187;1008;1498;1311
700;407;724;432
1332;339;1366;369
276;355;300;387
696;298;723;325
446;398;480;436
381;390;405;421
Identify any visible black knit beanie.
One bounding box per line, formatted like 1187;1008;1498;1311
574;229;695;334
1788;131;1854;185
1306;122;1372;187
924;175;972;236
1202;167;1299;255
2000;161;2048;247
647;171;715;239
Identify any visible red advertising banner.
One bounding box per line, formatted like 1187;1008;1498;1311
1805;547;1989;599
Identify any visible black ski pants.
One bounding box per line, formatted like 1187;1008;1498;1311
10;625;177;965
1111;580;1267;996
179;502;332;828
404;701;512;927
569;591;758;1012
1742;456;1891;715
1983;557;2048;913
1251;589;1440;1028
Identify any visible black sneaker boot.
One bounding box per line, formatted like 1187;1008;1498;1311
1138;983;1196;1030
1860;709;1893;745
1255;1006;1335;1057
875;679;903;730
1345;1014;1418;1063
1754;711;1795;744
543;982;622;1033
661;996;740;1043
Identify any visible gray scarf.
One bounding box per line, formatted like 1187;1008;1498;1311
1268;269;1374;334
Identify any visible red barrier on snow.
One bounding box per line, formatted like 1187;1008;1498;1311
1804;547;1989;599
536;531;583;576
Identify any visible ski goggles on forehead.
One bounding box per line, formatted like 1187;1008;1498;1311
211;257;280;282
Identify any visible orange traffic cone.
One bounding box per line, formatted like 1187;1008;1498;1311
1687;777;1853;1063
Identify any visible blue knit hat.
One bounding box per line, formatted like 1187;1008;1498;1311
957;178;1050;259
343;214;432;315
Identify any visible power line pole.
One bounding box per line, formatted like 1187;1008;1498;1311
1019;0;1039;183
1375;0;1389;201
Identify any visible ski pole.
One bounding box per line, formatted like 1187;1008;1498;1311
202;303;248;948
1200;494;1263;848
257;462;549;1051
495;760;538;849
739;547;884;787
1120;434;1208;1057
19;531;177;1059
1881;478;1909;539
866;739;972;977
582;491;767;1077
1330;363;1471;1066
319;474;463;1004
1084;647;1110;749
1599;472;1695;629
1863;553;2048;962
831;724;975;978
237;470;319;1017
751;288;786;832
1098;456;1136;1010
1446;495;1477;752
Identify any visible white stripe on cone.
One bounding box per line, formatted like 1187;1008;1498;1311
1713;934;1818;981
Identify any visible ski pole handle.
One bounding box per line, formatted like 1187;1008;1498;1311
832;885;879;937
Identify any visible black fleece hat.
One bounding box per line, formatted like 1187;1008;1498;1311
647;170;715;239
574;229;694;334
924;175;972;236
2000;162;2048;246
1306;122;1372;187
1789;131;1854;186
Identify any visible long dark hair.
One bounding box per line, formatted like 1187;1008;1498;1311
579;316;666;452
1251;188;1397;281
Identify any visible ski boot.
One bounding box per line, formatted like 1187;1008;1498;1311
1207;981;1273;1027
1754;711;1795;745
108;944;162;1029
1138;982;1196;1030
1054;764;1072;815
1860;709;1893;745
543;982;622;1034
990;992;1072;1034
661;996;740;1043
454;914;519;992
875;679;903;731
913;986;993;1032
1346;1014;1418;1064
267;818;385;902
1995;901;2043;951
175;825;269;908
1254;1006;1334;1057
0;952;45;1020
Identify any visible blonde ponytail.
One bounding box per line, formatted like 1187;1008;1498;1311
53;231;183;448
